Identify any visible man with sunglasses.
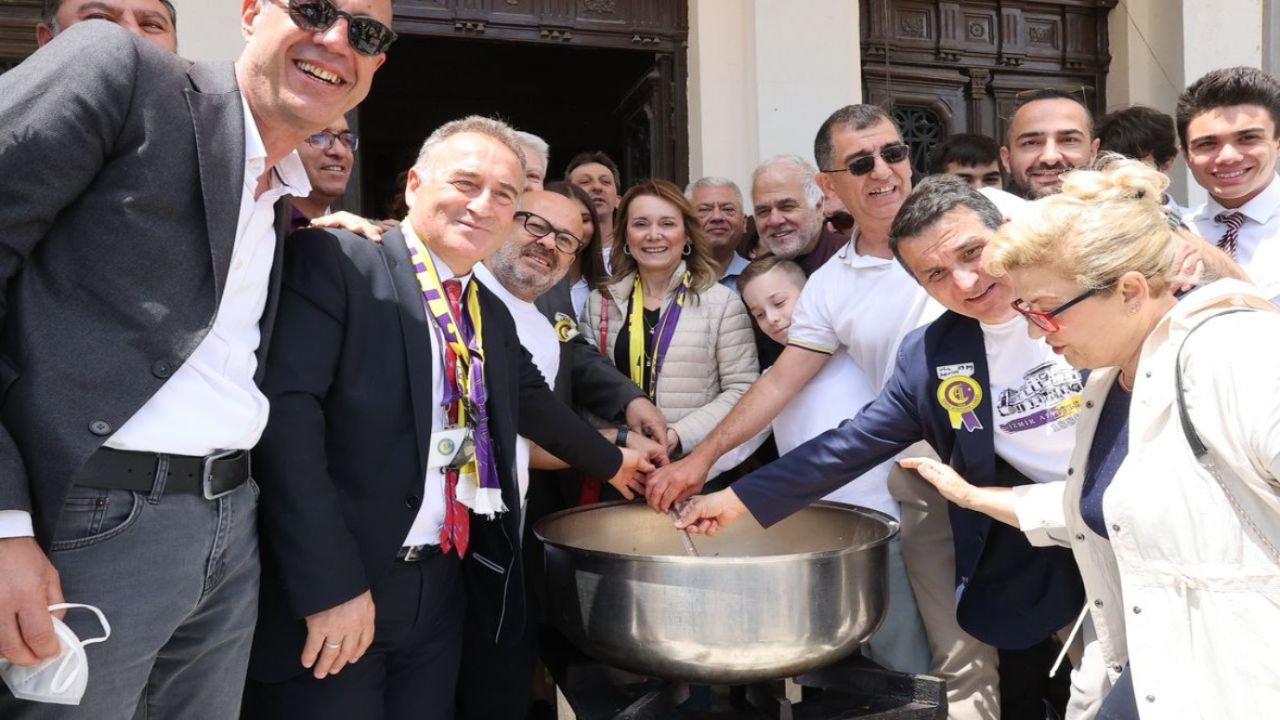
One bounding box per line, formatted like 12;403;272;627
291;115;360;231
647;104;1024;720
0;0;394;717
676;175;1089;720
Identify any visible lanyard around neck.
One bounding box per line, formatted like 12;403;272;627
627;272;690;400
403;228;486;421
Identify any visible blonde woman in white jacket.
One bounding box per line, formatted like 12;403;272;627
579;179;759;470
901;159;1280;719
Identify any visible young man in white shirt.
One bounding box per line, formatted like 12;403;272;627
1180;66;1280;302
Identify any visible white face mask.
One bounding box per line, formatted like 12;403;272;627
0;603;110;706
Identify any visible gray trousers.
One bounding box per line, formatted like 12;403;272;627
0;473;260;719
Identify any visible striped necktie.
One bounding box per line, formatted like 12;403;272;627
1213;211;1246;258
439;278;469;557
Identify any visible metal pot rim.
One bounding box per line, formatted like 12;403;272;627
533;499;900;565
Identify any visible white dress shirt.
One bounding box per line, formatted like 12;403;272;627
0;96;308;539
1188;173;1280;302
401;233;473;547
473;262;559;506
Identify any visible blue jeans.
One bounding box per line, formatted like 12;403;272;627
0;472;260;719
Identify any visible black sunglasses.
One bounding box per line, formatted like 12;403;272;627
514;211;584;255
283;0;397;56
821;143;911;177
305;129;359;152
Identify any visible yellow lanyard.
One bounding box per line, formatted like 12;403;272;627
403;225;485;423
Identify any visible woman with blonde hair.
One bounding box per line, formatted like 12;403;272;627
578;179;758;474
902;158;1280;718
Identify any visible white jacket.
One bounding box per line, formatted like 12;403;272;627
578;264;759;451
1013;279;1280;719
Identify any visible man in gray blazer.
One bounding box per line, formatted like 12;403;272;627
0;1;393;716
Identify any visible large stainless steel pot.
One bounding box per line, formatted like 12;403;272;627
534;500;897;684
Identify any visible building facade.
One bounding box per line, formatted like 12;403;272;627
0;0;1273;211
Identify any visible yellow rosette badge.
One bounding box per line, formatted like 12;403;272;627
937;375;984;432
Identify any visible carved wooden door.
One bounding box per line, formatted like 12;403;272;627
861;0;1115;173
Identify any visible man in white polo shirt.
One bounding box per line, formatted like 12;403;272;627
646;104;1011;720
1181;66;1280;302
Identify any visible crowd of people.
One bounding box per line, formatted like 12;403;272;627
0;1;1277;720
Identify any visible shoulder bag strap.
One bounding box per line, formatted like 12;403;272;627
1174;308;1280;564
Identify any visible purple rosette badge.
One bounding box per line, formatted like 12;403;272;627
937;375;983;432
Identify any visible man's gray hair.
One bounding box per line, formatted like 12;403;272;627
684;176;743;206
414;115;527;175
751;155;824;208
513;130;550;167
42;0;178;30
813;104;896;169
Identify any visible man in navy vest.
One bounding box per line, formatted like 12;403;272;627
677;176;1087;718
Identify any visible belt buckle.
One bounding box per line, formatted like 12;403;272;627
201;449;243;500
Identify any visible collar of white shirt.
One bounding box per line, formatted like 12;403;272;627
239;94;310;200
1200;172;1280;226
839;229;889;269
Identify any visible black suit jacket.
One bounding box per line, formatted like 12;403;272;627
535;277;643;420
0;23;278;546
249;227;622;682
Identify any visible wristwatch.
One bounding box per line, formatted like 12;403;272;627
614;426;629;448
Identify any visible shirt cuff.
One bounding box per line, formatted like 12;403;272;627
1009;482;1069;548
0;510;35;539
785;338;837;354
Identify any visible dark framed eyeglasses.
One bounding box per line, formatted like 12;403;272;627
514;211;584;255
282;0;397;56
305;129;359;152
820;143;911;177
1011;286;1107;333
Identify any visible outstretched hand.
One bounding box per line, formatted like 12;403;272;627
644;452;711;513
898;457;974;507
608;448;655;501
670;489;748;536
308;211;399;243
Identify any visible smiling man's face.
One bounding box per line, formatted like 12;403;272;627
1183;103;1280;209
297;116;354;204
236;0;390;145
486;191;582;301
1002;98;1099;199
897;206;1015;325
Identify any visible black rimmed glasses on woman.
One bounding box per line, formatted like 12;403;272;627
1011;286;1106;333
514;211;584;255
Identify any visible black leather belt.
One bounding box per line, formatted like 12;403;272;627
75;448;250;500
396;544;443;562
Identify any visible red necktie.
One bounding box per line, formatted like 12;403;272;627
439;278;470;557
1214;211;1245;258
